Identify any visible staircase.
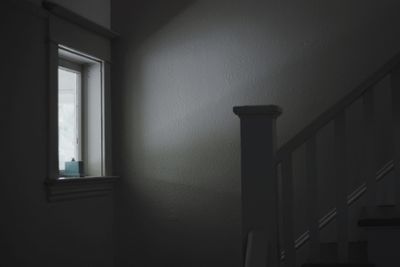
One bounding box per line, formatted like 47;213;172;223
234;52;400;267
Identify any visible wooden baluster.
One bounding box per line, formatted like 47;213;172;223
391;69;400;207
363;89;377;208
334;111;349;262
306;136;320;262
234;105;282;267
282;154;296;267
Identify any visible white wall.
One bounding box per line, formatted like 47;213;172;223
112;0;400;266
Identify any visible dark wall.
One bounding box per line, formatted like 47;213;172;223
111;0;400;266
1;2;114;266
26;0;111;28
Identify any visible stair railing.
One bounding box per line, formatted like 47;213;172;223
234;106;282;267
234;52;400;267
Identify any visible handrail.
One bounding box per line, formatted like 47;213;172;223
276;51;400;160
293;160;393;252
280;159;394;261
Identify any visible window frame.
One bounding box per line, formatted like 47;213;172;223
57;46;108;177
44;5;119;201
52;45;111;178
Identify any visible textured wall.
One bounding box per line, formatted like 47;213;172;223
1;2;114;266
111;0;400;266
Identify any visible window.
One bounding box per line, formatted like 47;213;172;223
57;46;105;178
44;3;118;201
58;60;82;172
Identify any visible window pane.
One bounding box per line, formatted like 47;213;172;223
58;68;79;170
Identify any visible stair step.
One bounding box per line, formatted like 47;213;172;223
318;241;368;263
302;264;374;267
358;205;400;227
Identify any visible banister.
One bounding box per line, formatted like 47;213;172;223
235;50;400;267
292;160;393;253
276;51;400;160
234;105;282;267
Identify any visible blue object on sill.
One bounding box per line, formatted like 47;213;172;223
63;158;84;177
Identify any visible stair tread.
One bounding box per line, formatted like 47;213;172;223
302;264;374;267
319;241;367;246
318;241;368;263
358;205;400;227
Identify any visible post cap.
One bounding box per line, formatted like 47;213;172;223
233;105;282;117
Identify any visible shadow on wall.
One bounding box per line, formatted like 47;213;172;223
112;0;196;45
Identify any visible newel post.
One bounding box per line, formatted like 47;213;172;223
234;105;282;267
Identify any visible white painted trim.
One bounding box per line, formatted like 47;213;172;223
48;42;60;179
48;15;111;62
280;159;394;260
43;1;118;39
45;176;118;202
46;29;116;200
277;53;400;161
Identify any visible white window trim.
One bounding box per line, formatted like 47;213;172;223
45;5;118;202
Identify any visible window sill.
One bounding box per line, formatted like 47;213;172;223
45;176;118;202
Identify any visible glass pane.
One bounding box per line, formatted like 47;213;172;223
58;68;79;170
